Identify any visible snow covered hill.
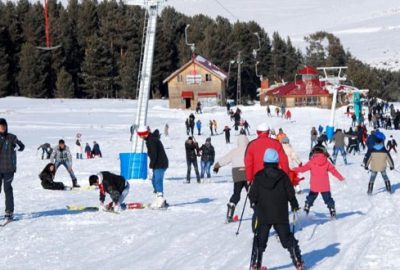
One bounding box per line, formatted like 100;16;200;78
1;97;400;269
167;0;400;70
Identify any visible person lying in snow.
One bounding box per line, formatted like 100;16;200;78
89;172;130;212
39;163;67;190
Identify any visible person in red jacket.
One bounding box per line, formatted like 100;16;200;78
293;148;345;219
245;123;289;183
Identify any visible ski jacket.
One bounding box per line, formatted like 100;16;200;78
37;143;51;151
364;144;394;172
282;143;301;168
276;132;287;143
98;171;127;203
333;131;346;147
245;133;289;183
249;164;299;224
85;145;91;153
39;163;56;184
293;153;344;192
145;133;169;169
0;133;24;173
196;121;202;129
387;139;397;148
50;146;73;164
185;140;199;161
92;143;102;157
200;143;215;163
366;134;376;150
215;135;248;182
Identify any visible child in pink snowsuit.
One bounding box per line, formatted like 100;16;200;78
293;148;345;218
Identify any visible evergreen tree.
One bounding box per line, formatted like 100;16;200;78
0;26;11;97
55;67;74;98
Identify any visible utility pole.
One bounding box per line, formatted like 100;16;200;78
236;51;242;105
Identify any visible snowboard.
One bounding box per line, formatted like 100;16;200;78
66;202;151;212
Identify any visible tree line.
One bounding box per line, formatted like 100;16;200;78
0;0;399;100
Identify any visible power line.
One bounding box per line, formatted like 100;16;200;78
213;0;239;21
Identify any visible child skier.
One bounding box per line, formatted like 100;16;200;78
386;135;397;153
364;136;394;194
89;172;130;212
248;148;303;270
294;147;345;218
39;163;67;190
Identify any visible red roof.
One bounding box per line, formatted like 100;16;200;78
181;91;194;98
298;66;318;75
266;79;331;97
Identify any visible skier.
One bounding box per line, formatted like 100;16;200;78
310;127;318;150
164;124;169;137
281;137;303;193
213;135;249;222
75;139;83;159
226;101;231;114
223;126;231;144
209;120;214;136
199;138;215;179
243;120;250;135
189;113;195;136
364;133;394;194
245;123;289;183
275;107;280;117
37;143;52;160
185;136;201;183
212;119;218;134
285;110;292;121
138;127;169;208
293;148;345;218
185;118;190;136
266;106;271;117
248;148;303;270
92;141;102;158
196;119;202;135
85;143;92;159
50;139;80;188
196;101;202;114
386;135;397;153
39;163;66;190
346;128;359;155
276;128;287;143
0;118;25;222
89;172;130;212
332;129;348;165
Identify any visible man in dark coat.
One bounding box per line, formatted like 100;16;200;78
248;148;303;270
199;138;215;179
89;171;129;212
37;143;52;160
185;136;201;183
0;118;25;221
142;129;169;208
92;141;102;158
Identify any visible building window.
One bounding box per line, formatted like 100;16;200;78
177;75;183;82
186;74;202;84
205;74;212;82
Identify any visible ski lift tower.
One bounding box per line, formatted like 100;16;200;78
121;0;166;180
318;66;347;140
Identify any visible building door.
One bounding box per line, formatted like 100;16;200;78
185;98;191;109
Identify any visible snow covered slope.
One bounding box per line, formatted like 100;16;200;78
167;0;400;70
1;97;400;269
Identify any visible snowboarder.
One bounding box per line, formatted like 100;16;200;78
39;163;66;190
85;143;92;159
0;118;25;221
196;120;202;135
185;136;201;183
223;126;231;144
364;134;394;194
92;141;102;158
89;172;130;212
245;123;289;183
332;129;348;165
199;138;215;179
37;143;52;160
249;148;303;270
75;139;83;159
213;135;249;222
138;127;169;208
386;135;397;153
50;139;80;188
293;147;345;218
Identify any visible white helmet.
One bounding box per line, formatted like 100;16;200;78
256;123;269;132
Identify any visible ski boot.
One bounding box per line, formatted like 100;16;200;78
303;202;310;215
289;243;304;270
72;179;80;188
226;202;235;223
385;180;392;194
151;193;168;209
329;207;336;219
4;211;13;221
367;182;374;195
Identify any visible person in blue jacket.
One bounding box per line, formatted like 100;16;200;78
196;120;202;136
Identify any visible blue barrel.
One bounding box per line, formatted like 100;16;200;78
326;126;335;141
119;153;148;180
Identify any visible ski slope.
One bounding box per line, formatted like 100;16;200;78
0;97;400;269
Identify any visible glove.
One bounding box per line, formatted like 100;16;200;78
213;167;219;174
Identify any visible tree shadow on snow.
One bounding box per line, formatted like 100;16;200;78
16;208;97;220
268;243;340;270
169;197;216;207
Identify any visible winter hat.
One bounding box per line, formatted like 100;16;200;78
153;129;160;139
206;137;211;143
375;131;385;142
137;126;149;138
263;148;279;164
188;136;193;140
59;139;65;145
256;123;269;132
282;137;290;144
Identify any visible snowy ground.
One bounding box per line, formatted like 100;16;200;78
1;97;400;269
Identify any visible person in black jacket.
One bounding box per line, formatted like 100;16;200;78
91;141;102;158
141;128;169;208
37;143;52;160
39;163;66;190
0;118;25;221
387;135;397;153
248;148;303;270
223;126;231;144
89;171;129;212
185;136;201;183
199;138;215;179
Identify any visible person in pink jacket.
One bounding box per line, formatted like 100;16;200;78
293;148;345;219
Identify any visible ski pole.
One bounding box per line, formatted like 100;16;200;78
235;189;249;236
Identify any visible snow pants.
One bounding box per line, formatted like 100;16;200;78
0;173;14;214
306;191;335;209
152;168;166;194
41;181;65;191
229;181;249;205
256;223;299;253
